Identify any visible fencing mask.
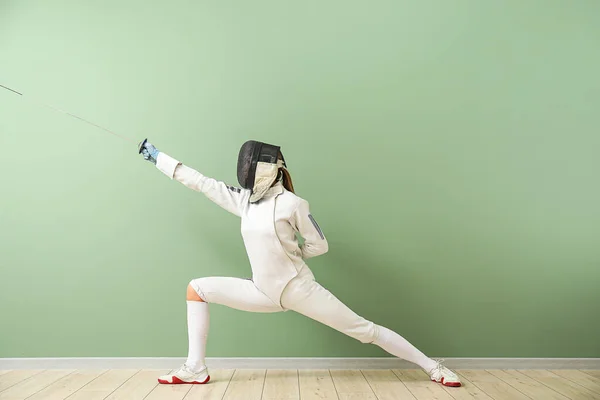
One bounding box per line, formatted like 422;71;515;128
237;140;287;203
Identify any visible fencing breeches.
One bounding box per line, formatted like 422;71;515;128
189;265;436;370
191;266;377;343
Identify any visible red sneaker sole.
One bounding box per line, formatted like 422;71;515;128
442;381;461;387
432;378;461;387
158;375;210;385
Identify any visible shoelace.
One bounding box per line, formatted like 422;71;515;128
429;358;446;376
180;363;207;376
178;364;195;376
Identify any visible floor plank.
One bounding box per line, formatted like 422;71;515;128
520;370;600;400
184;369;235;400
583;371;600;379
222;369;266;400
361;369;416;400
488;370;569;400
0;370;74;400
1;367;594;400
263;369;299;400
25;370;106;400
458;370;530;400
550;369;600;395
0;371;43;392
392;369;454;400
104;369;170;400
330;370;377;400
67;369;138;400
298;370;339;400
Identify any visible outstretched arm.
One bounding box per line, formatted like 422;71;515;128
291;198;329;259
141;141;249;216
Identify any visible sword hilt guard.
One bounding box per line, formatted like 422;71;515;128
138;138;148;154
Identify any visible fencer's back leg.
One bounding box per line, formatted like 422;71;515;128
281;277;378;344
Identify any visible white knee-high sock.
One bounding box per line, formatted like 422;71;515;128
185;301;209;373
373;325;437;372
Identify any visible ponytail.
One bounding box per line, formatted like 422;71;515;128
280;168;295;193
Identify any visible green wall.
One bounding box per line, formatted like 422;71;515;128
1;1;599;359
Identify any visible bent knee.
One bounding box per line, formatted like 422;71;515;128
187;282;205;302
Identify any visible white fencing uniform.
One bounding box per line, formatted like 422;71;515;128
151;147;460;387
156;152;378;343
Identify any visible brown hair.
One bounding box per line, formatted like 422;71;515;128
280;168;295;193
276;150;295;193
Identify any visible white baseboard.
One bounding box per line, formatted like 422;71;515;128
1;357;599;370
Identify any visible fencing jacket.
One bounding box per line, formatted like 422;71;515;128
155;152;329;307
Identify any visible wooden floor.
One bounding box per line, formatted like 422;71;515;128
0;369;599;400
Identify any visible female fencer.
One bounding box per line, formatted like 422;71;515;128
139;139;461;387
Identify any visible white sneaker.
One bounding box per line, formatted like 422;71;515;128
158;364;210;384
428;360;461;387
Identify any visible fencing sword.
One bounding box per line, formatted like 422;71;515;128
0;83;149;153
